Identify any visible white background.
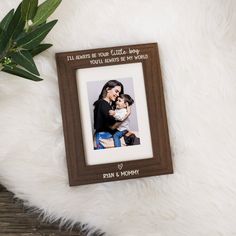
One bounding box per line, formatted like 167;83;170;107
0;0;236;235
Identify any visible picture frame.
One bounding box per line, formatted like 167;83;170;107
56;43;173;186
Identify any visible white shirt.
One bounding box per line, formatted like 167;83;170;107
114;108;130;131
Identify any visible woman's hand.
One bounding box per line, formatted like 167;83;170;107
109;110;115;116
110;121;122;130
126;103;131;115
109;104;131;130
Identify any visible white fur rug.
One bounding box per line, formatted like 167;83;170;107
1;0;236;235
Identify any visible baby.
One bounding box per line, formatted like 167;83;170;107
109;94;134;147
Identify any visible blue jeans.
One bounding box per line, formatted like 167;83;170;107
95;132;113;149
113;130;128;147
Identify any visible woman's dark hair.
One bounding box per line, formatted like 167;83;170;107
97;80;124;100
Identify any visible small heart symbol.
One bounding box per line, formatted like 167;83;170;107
118;163;123;170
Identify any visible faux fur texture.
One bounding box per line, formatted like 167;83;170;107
1;0;236;235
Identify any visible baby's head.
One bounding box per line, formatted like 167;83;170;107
116;94;134;109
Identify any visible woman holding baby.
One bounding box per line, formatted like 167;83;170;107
93;80;132;149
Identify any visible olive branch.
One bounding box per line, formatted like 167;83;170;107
0;0;61;81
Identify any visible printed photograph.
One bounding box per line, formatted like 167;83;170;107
76;63;153;165
88;78;140;150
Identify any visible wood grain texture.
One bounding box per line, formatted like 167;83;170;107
56;43;173;186
0;185;103;236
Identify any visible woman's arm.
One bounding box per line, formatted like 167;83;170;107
108;110;116;116
110;121;122;130
110;103;131;130
100;101;117;125
123;103;131;119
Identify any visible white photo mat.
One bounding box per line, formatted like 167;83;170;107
76;63;153;165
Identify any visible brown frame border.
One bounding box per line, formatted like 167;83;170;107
56;43;173;186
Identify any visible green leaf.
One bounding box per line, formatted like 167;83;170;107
16;20;57;50
0;30;10;60
30;43;52;56
22;0;38;22
2;64;42;81
0;9;14;31
14;31;27;41
33;0;61;26
7;3;25;40
0;3;25;59
0;7;17;58
11;50;39;75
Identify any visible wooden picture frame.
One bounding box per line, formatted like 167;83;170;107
56;43;173;186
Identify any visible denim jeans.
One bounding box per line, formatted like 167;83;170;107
113;130;128;147
95;132;113;149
